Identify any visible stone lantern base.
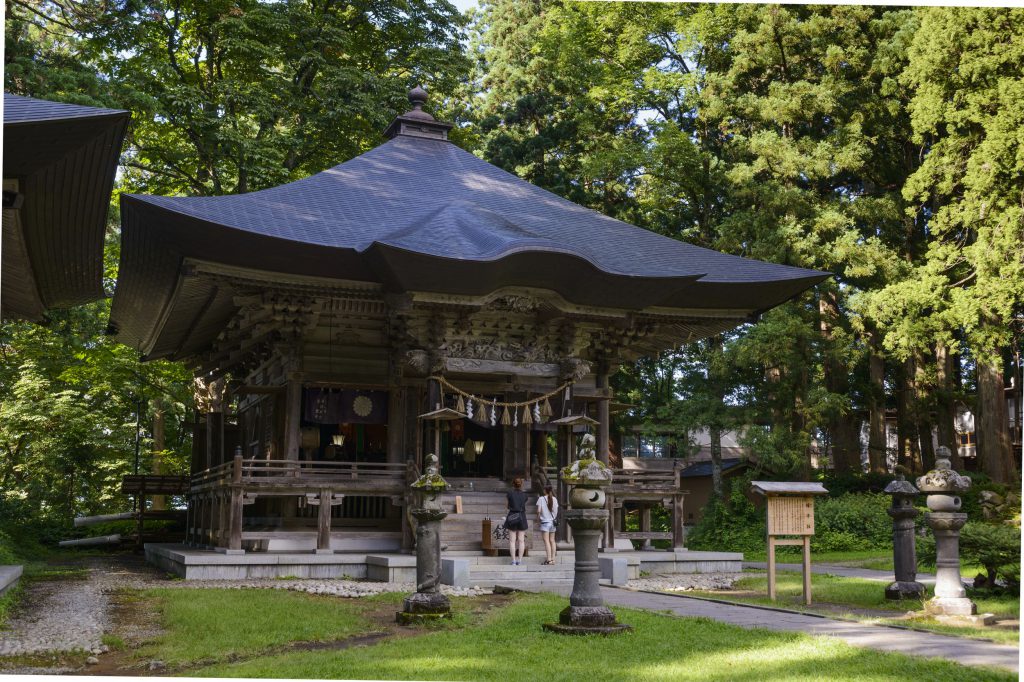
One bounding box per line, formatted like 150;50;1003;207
543;508;631;636
396;592;452;625
542;605;632;635
885;580;926;600
924;596;977;617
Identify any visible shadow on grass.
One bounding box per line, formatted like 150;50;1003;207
192;594;1013;682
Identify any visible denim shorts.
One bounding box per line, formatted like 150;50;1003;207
540;521;556;533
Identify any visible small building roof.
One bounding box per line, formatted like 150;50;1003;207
750;481;828;496
3;93;129;319
110;87;829;358
679;458;746;478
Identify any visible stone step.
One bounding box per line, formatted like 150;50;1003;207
468;555;573;566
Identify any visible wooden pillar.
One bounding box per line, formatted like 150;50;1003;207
228;452;244;552
387;387;406;464
283;378;303;461
802;535;812;605
596;368;610;465
768;536;777;600
205;493;214;547
317;488;333;553
604;492;616;548
640;504;652;550
217;491;229;547
671;494;685;549
556;425;571;544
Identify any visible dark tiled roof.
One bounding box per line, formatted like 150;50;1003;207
111;105;829;356
3;93;128;319
124;136;827;286
4;93;127;124
679;458;746;478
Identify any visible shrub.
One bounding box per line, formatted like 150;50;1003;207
811;493;891;552
918;521;1021;588
688;481;894;555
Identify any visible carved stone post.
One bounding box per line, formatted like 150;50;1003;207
545;435;630;635
884;475;925;600
916;447;975;617
397;454;451;624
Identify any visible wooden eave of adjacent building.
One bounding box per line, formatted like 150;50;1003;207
2;94;129;320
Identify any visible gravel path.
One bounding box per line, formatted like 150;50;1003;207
0;571;109;657
627;572;750;593
0;553;489;666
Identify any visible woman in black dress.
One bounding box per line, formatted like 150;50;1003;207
505;477;529;565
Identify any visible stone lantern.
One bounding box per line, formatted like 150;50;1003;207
883;474;925;600
544;433;631;635
397;454;451;624
915;446;975;617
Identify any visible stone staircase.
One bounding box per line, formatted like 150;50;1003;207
443;552;579;590
439;491;546;553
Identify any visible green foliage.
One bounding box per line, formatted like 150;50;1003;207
690;486;893;555
687;478;766;555
811;494;891;552
919;521;1021;588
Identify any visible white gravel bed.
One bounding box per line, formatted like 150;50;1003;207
112;575;490;598
627;572;750;593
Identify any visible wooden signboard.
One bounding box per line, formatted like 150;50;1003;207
751;481;828;605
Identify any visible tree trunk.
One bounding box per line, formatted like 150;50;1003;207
819;292;859;472
867;327;888;473
151;400;166;511
976;355;1017;484
895;358;923;474
916;352;936;472
708;335;725;498
935;341;962;470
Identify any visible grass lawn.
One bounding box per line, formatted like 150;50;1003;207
687;572;1020;646
134;588;374;667
190;592;1012;681
742;549;895;570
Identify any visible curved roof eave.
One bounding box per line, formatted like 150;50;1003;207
2;93;129;319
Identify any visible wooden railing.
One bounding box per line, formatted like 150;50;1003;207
191;458;407;489
542;462;688;550
186;454;409;553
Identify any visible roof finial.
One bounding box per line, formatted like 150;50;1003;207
383;83;453;141
408;85;428;112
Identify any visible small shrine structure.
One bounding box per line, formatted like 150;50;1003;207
109;86;828;560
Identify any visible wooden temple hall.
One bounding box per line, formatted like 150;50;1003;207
108;87;827;571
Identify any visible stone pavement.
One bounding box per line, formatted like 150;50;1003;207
598;587;1019;673
744;562;938;585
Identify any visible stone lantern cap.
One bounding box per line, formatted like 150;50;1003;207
915;450;970;493
411;454;449;492
883;478;919;496
562;433;612;485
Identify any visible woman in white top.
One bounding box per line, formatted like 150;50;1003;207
536;484;559;564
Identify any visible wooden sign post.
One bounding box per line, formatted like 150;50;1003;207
751;481;828;605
